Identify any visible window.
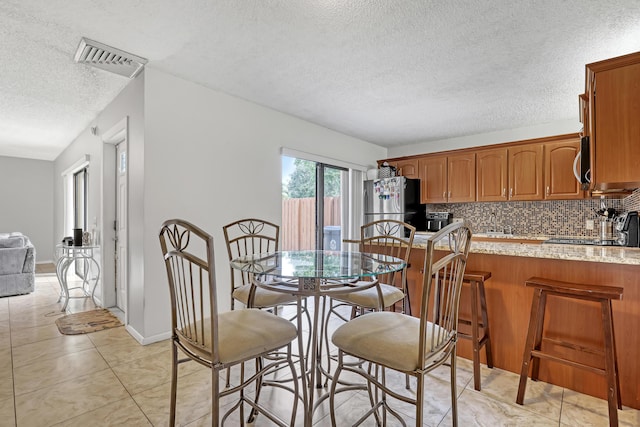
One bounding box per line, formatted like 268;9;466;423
62;156;90;237
281;150;364;251
73;167;88;231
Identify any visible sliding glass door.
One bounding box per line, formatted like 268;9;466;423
282;156;349;251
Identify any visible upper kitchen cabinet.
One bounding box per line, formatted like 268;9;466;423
388;159;419;179
418;155;447;203
544;138;584;200
476;148;508;201
476;144;544;202
508;144;544;200
448;153;476;202
586;51;640;190
418;153;475;203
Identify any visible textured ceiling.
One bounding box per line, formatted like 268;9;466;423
1;1;640;160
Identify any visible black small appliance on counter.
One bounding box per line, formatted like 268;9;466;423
426;212;452;232
615;211;640;247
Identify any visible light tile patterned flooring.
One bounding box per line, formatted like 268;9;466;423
0;269;639;426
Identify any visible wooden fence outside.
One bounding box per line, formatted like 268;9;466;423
281;197;341;250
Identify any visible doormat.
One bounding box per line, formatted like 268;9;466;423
56;309;123;335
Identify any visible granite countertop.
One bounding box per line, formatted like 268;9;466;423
412;233;640;266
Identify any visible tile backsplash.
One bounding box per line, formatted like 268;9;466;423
428;188;640;237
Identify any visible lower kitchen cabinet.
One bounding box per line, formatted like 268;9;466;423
406;248;640;409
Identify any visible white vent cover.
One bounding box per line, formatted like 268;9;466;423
74;37;147;78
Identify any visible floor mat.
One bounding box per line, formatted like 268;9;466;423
55;308;123;335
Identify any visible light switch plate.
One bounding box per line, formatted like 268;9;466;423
586;220;595;230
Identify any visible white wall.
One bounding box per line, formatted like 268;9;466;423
0;156;54;261
387;119;582;158
140;68;387;341
53;73;144;315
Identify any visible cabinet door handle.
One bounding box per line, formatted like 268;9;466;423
443;192;446;199
546;186;550;195
509;188;513;197
448;191;451;198
502;188;506;197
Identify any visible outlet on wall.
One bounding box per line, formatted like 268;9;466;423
585;219;595;230
452;218;464;223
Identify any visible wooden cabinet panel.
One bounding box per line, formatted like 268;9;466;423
508;144;543;200
544;139;584;200
588;57;640;189
476;148;508;202
447;153;476;202
407;248;640;409
389;159;419;179
418;156;447;203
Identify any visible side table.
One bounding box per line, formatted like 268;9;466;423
55;244;101;311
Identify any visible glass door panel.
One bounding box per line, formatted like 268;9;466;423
282;156;348;251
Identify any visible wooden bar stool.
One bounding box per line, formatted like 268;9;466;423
458;271;493;391
516;277;623;427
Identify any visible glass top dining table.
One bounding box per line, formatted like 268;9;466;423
230;249;406;426
229;249;406;292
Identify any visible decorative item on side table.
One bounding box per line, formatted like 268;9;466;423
82;231;92;246
73;228;83;246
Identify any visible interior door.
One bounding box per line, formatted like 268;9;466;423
115;141;128;312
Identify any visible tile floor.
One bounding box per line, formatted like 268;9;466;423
0;268;639;426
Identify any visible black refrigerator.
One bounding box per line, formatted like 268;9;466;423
363;177;425;237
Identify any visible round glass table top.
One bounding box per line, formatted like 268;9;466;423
229;250;406;280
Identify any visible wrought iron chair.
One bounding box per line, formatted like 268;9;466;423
328;219;416;316
159;219;299;427
223;218;311;382
223;218;300;311
329;222;471;426
323;219;415;375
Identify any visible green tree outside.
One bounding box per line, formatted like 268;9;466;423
285;159;341;199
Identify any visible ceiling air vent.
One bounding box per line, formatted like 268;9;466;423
74;37;147;78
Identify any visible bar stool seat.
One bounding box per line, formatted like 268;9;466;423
516;276;623;427
458;271;493;391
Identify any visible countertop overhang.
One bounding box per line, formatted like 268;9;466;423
411;233;640;266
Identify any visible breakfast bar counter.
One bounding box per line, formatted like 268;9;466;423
406;235;640;409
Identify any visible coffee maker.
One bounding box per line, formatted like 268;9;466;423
426;212;452;232
615;211;640;247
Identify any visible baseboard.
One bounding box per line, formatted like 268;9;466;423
126;324;171;345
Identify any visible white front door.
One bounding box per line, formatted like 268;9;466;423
115;141;128;312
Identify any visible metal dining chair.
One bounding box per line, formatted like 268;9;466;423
223;218;302;311
223;218;311;381
159;219;299;426
327;219;416;316
323;220;415;375
329;222;472;426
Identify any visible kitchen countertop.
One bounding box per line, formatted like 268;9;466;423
412;232;640;266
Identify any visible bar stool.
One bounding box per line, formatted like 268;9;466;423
458;271;493;391
516;277;623;427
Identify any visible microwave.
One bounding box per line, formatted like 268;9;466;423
573;135;590;190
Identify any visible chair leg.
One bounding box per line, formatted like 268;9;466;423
470;280;482;391
478;280;493;368
416;367;424;426
451;347;458;427
212;364;220;427
169;343;178;427
517;288;544;405
329;351;344;427
247;357;263;424
530;291;547;381
601;300;620;427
